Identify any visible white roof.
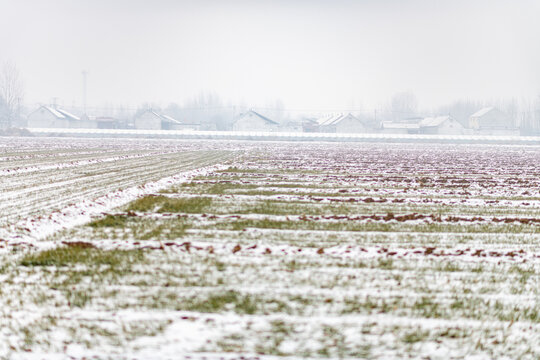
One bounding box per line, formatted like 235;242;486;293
419;116;451;127
317;113;362;126
471;107;494;118
38;106;82;121
55;108;80;121
318;114;343;126
141;110;183;124
42;106;66;119
160;114;182;124
316;115;331;126
235;110;279;125
46;106;65;119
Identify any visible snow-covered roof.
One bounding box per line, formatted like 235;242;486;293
35;106;83;121
139;110;183;124
419;116;451;127
318;114;342;126
237;110;279;125
471;107;495;118
317;113;364;127
160;114;182;125
382;122;420;129
43;106;65;119
55;108;80;121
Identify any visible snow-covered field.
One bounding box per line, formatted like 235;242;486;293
0;137;236;242
1;138;539;359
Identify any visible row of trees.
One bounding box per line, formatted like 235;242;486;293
0;62;24;129
133;91;540;133
435;98;540;134
2;61;540;134
134;93;287;131
387;91;540;134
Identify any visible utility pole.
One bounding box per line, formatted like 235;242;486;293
82;70;88;115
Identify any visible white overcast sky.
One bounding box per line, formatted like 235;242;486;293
1;0;539;110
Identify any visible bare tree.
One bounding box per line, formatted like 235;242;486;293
436;99;484;127
390;91;418;122
0;61;24;128
183;91;224;130
534;94;540;134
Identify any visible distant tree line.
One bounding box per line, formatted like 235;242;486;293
5;62;540;135
434;98;540;135
0;62;24;129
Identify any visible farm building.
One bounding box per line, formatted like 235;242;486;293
79;115;119;129
317;113;369;133
232;110;279;132
134;110;200;130
381;122;419;134
469;107;518;135
95;117;118;129
301;117;319;132
27;106;97;129
418;116;465;135
278;120;303;132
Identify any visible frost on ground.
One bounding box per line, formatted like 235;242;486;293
1;139;539;359
0;137;236;242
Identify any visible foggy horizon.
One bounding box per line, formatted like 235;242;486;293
1;2;540;358
2;0;540;112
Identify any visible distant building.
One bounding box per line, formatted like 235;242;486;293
27;105;97;129
381;122;420;134
95;116;118;129
232;110;279;132
418;116;464;135
78;115;119;129
469;107;518;135
317;113;369;133
301;117;319;133
278;119;303;132
134;110;200;130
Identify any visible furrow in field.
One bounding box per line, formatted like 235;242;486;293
0;150;203;206
2;140;539;359
0;151;227;223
